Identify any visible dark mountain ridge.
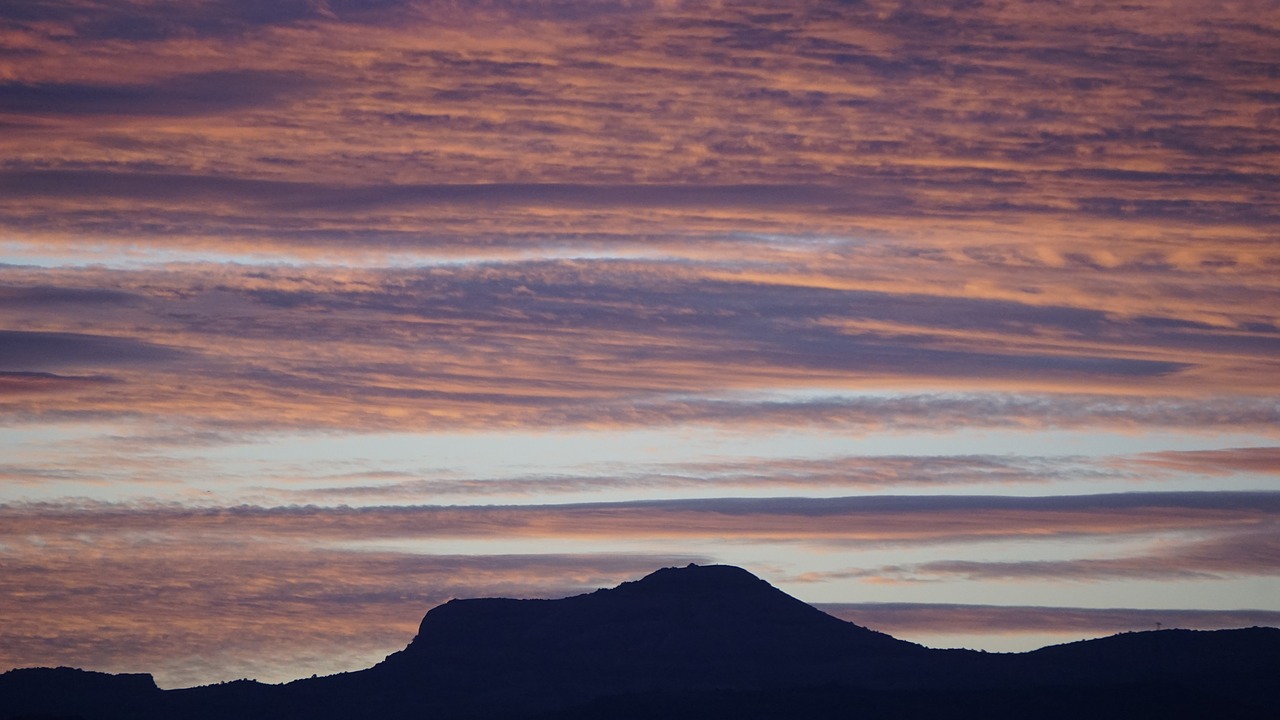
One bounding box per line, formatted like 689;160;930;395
4;564;1278;719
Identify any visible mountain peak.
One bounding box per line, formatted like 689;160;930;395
394;563;913;678
376;563;918;715
405;563;839;644
605;563;770;596
5;567;1280;720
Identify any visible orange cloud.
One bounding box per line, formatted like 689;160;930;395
1122;447;1280;476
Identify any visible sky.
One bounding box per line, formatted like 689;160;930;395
1;0;1278;689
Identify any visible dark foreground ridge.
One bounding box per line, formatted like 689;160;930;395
4;564;1278;719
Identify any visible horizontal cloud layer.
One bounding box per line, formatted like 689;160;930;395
1;262;1275;431
6;491;1279;544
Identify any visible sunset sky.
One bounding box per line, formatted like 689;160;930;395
2;0;1279;689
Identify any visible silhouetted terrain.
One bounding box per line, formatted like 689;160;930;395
3;564;1278;719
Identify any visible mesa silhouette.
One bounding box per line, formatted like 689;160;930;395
3;564;1277;719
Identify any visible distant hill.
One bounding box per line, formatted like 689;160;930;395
3;564;1278;719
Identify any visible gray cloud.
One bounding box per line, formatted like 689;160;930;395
5;491;1279;544
0;170;862;211
285;452;1109;500
0;330;187;372
542;394;1280;434
0;371;118;404
0;0;411;41
0;71;315;117
0;285;141;307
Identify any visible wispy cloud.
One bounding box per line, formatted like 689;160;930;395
277;446;1280;501
5;492;1277;544
833;528;1280;583
282;452;1104;500
0;370;117;395
1122;447;1280;475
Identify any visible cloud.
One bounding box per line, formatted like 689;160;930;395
0;285;141;306
0;371;116;395
0;71;315;117
0;330;187;372
275;442;1280;503
846;528;1280;583
817;602;1280;637
5;492;1278;544
0;0;410;41
548;395;1280;435
0;170;875;215
4;263;1274;432
0;462;93;484
0;0;1274;257
282;452;1112;501
1122;447;1280;476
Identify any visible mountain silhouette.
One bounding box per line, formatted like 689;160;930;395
3;564;1278;719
